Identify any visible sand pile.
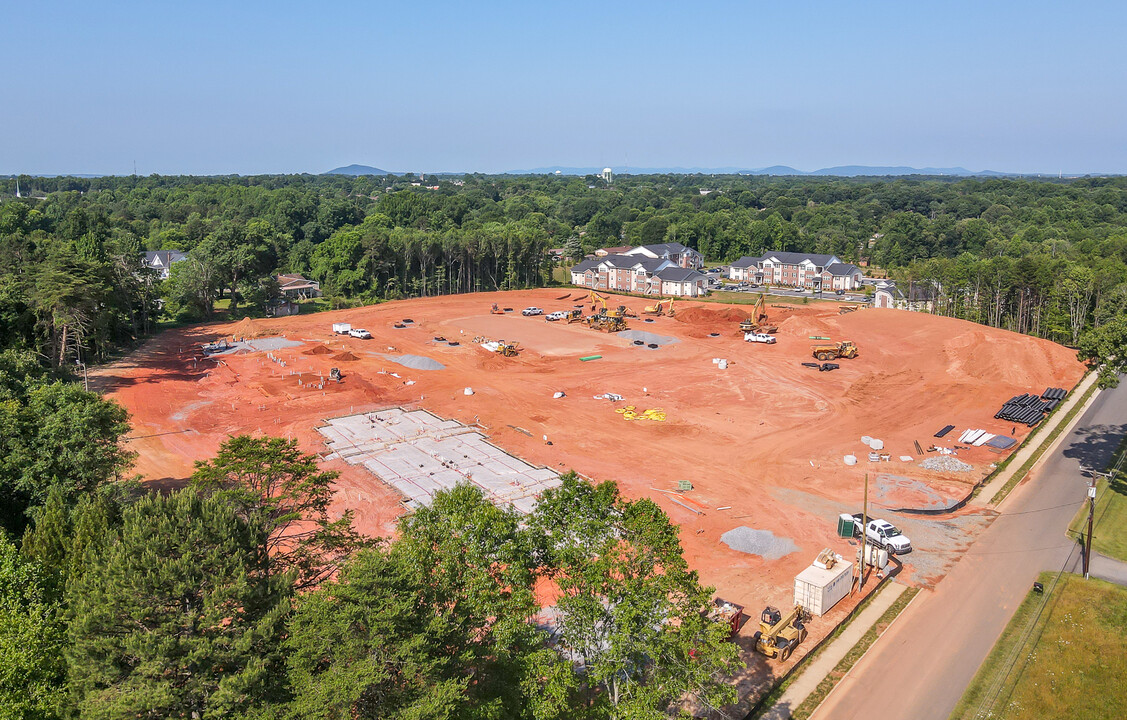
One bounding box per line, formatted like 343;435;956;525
616;330;678;346
332;351;359;362
304;344;333;355
720;526;798;560
385;354;446;371
229;316;280;339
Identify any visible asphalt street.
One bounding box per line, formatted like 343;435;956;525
811;380;1127;720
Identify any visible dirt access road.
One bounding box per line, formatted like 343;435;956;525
812;379;1127;720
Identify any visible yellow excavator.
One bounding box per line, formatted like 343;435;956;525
811;340;859;361
643;297;675;317
752;605;810;661
588;290;608;313
739;294;777;334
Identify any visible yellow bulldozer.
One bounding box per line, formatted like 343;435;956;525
811;340;859;361
752;605;810;661
739;294;777;334
496;341;521;357
565;309;585;323
586;314;627;333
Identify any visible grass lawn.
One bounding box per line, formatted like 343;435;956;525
951;572;1127;720
1068;437;1127;561
700;290;831;306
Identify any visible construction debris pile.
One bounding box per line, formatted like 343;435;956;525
920;456;973;473
995;387;1067;426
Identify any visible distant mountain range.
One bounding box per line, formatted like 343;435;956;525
508;165;1014;177
323;163;389;176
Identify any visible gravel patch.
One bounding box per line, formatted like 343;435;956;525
920;456;973;473
246;337;305;352
383;354;446;371
616;330;678;346
874;474;951;512
720;526;798;560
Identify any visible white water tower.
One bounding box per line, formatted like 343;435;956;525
601;167;613;184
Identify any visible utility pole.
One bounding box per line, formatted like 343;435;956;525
1085;479;1095;579
860;473;868;590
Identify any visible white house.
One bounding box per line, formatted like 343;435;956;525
873;280;937;312
277;273;322;300
141;250;188;279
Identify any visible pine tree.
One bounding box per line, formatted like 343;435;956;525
65;490;291;720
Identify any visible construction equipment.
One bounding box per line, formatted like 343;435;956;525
329;367;342;381
707;599;745;639
490;303;504;314
643;300;667;316
588;290;608;312
811;340;859;361
666;298;676;317
496;341;521;357
752;605;810;661
586;314;627;333
739;294;777;334
565;309;585;323
839;305;859;315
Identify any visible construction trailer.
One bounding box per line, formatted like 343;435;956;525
793;557;853;616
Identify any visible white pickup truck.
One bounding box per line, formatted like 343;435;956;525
744;332;777;344
851;513;912;555
348;328;372;340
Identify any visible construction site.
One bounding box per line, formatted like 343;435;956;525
92;288;1087;707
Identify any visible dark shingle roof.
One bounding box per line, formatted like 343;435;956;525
730;255;760;268
825;263;859;276
142;250;187;266
600;254;669;272
656;267;704;282
570;258;601;273
760;251;837;267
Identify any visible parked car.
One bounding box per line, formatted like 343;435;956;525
851;514;912;555
744;332;777;344
522;307;543;316
835;289;845;296
545;311;568;321
348;328;372;339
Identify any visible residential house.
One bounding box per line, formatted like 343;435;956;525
141;250;187;279
595;245;634;257
277;273;322;300
622;242;703;269
728;252;863;291
569;254;707;297
873;280;937;312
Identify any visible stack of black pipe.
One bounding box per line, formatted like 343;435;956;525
995;392;1055;426
1041;387;1067;412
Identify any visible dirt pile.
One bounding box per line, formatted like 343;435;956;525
332;351;359;362
304;344;333;355
229;316;281;339
674;306;749;325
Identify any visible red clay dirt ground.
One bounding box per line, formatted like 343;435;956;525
91;289;1085;699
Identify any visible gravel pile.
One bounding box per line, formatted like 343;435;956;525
616;330;678;346
245;337;304;352
920;456;973;473
719;526;798;560
384;354;446;371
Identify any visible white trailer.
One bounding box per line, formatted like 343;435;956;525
794;560;853;616
332;323;351;334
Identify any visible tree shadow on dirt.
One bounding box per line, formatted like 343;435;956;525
1061;423;1127;475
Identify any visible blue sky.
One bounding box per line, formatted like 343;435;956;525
2;1;1124;175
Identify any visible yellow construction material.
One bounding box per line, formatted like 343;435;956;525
615;406;666;422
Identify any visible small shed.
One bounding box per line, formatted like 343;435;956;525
794;561;853;616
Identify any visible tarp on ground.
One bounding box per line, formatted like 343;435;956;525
986;435;1017;449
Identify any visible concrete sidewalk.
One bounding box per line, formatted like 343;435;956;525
973;372;1101;506
760;581;909;720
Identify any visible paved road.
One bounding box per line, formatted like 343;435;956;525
812;380;1127;720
